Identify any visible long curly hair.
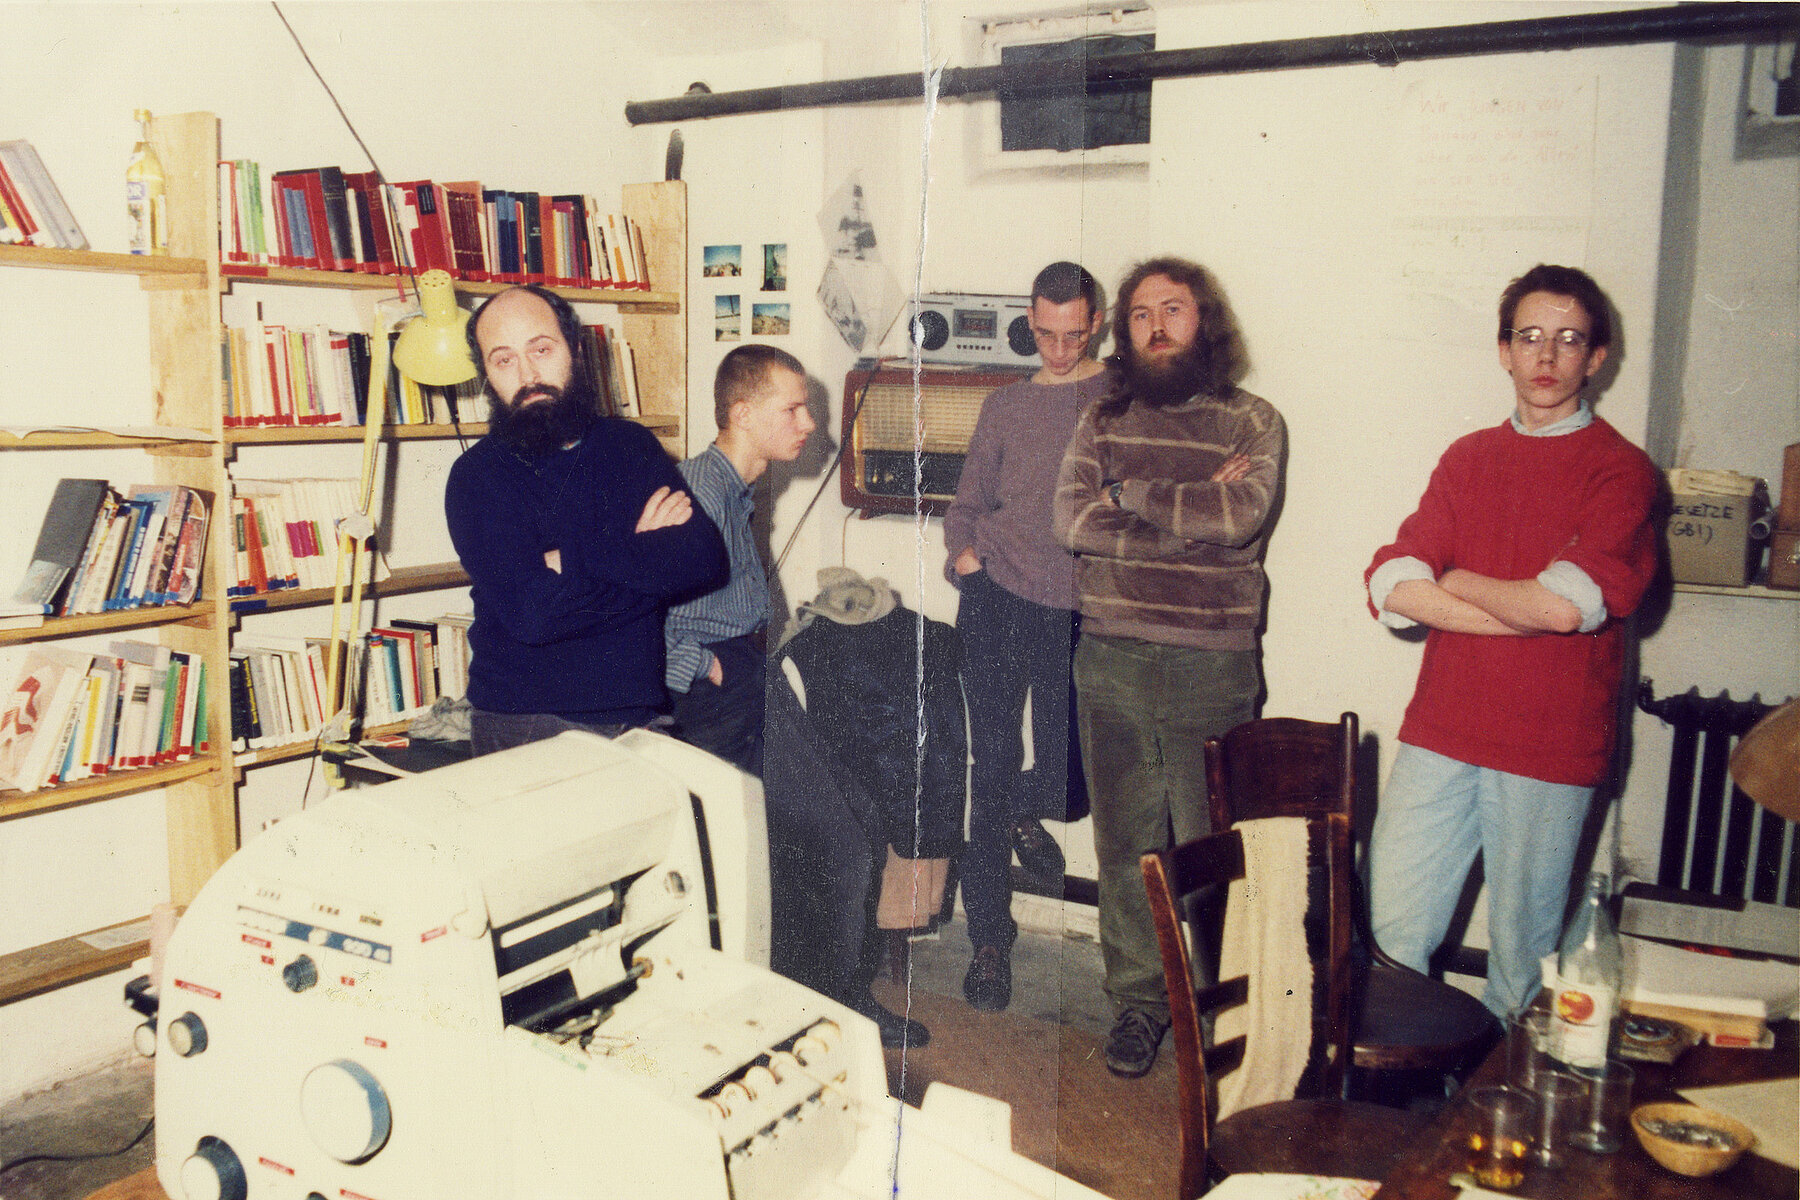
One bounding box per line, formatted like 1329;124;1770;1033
1096;257;1248;419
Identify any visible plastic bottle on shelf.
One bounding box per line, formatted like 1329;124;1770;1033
126;108;168;255
1549;871;1622;1072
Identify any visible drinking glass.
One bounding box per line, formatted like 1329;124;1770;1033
1569;1060;1635;1153
1461;1085;1538;1190
1529;1069;1590;1168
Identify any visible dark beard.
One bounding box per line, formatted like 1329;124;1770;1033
487;377;598;458
1122;338;1210;409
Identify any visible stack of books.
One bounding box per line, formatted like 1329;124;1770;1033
217;162;652;289
1;479;210;625
225;476;391;601
0;139;87;249
0;640;208;793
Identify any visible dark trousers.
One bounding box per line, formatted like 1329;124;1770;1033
955;570;1082;951
762;666;875;1007
670;633;766;776
469;709;640;757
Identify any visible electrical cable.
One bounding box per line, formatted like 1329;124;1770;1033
770;354;894;576
0;1117;154;1180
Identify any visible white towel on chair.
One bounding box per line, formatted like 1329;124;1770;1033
1214;816;1314;1122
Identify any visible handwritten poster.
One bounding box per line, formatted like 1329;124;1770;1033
1390;77;1597;318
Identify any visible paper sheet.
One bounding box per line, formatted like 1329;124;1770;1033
1621;935;1800;1020
1678;1077;1800;1169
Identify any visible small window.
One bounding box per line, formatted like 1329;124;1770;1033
1737;38;1799;159
974;8;1155;173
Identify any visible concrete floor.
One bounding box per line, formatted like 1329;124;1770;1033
0;917;1109;1200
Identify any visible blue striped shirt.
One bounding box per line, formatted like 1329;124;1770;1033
664;444;770;692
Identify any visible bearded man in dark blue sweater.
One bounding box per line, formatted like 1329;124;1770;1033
446;285;727;755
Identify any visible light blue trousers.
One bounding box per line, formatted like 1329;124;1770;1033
1369;743;1593;1018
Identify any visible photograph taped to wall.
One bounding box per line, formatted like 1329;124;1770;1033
703;244;741;278
715;294;741;342
752;303;790;337
763;243;787;291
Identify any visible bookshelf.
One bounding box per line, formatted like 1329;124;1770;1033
0;111;690;1009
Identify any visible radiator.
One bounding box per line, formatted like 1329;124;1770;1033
1637;681;1798;907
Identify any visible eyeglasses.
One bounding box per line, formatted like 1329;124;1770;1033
1032;327;1091;350
1509;327;1591;355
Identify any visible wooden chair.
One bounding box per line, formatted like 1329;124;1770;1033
1204;713;1497;1089
1143;824;1433;1198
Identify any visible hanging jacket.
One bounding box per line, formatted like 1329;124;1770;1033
778;603;966;860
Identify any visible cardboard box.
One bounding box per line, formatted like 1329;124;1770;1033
1666;490;1760;586
1769;529;1800;590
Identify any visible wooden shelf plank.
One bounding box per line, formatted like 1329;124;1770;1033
227;423;489;445
224;414;678;445
0;603;214;648
228;561;470;615
219;262;678;308
235;718;414;770
0;243;208;277
0;916;149;1007
1673;580;1800;602
0;428;214;451
0;755;219;823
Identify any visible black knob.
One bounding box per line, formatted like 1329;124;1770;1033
168;1012;208;1058
180;1135;247;1200
910;308;949;351
283;955;319;993
1007;314;1038;358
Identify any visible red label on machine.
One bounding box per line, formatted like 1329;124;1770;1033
258;1157;295;1175
174;979;221;999
242;934;271;948
341;1189;382;1200
365;1036;388;1049
421;926;447;942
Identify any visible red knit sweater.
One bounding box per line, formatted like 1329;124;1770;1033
1366;417;1660;786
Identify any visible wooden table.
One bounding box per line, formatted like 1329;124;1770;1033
1377;1021;1798;1199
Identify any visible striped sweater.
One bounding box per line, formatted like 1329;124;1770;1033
1052;387;1285;650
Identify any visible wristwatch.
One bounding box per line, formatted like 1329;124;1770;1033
1108;479;1125;507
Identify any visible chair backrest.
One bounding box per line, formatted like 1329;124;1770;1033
1142;816;1353;1200
1202;714;1359;1096
1204;713;1357;832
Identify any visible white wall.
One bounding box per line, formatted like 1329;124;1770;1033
2;0;1794;1100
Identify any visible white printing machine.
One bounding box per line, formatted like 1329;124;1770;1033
141;729;1108;1200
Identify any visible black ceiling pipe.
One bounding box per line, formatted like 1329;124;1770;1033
624;2;1797;125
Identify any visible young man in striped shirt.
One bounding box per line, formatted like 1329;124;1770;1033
665;344;814;774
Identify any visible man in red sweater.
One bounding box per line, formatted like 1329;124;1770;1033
1365;264;1660;1018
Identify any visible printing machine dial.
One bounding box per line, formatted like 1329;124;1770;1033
282;954;319;992
168;1012;208;1058
300;1058;393;1164
179;1135;247;1200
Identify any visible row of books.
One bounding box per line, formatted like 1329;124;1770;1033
2;479;210;623
227;476;391;601
0;641;208;794
221;321;639;428
228;614;471;752
217;162;653;289
0;139;87;249
222;324;485;429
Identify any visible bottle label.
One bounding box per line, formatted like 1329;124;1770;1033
1550;975;1615;1070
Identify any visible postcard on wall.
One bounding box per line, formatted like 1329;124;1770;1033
752;303;790;337
715;295;741;342
703;244;742;279
762;243;787;291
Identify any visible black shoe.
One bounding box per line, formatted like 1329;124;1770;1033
962;944;1013;1012
1105;1008;1168;1078
857;997;931;1048
1011;819;1066;881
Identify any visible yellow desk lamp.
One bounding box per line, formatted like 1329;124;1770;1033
322;269;475;742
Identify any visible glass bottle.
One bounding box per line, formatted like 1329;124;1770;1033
1549;871;1622;1072
127;109;168;255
